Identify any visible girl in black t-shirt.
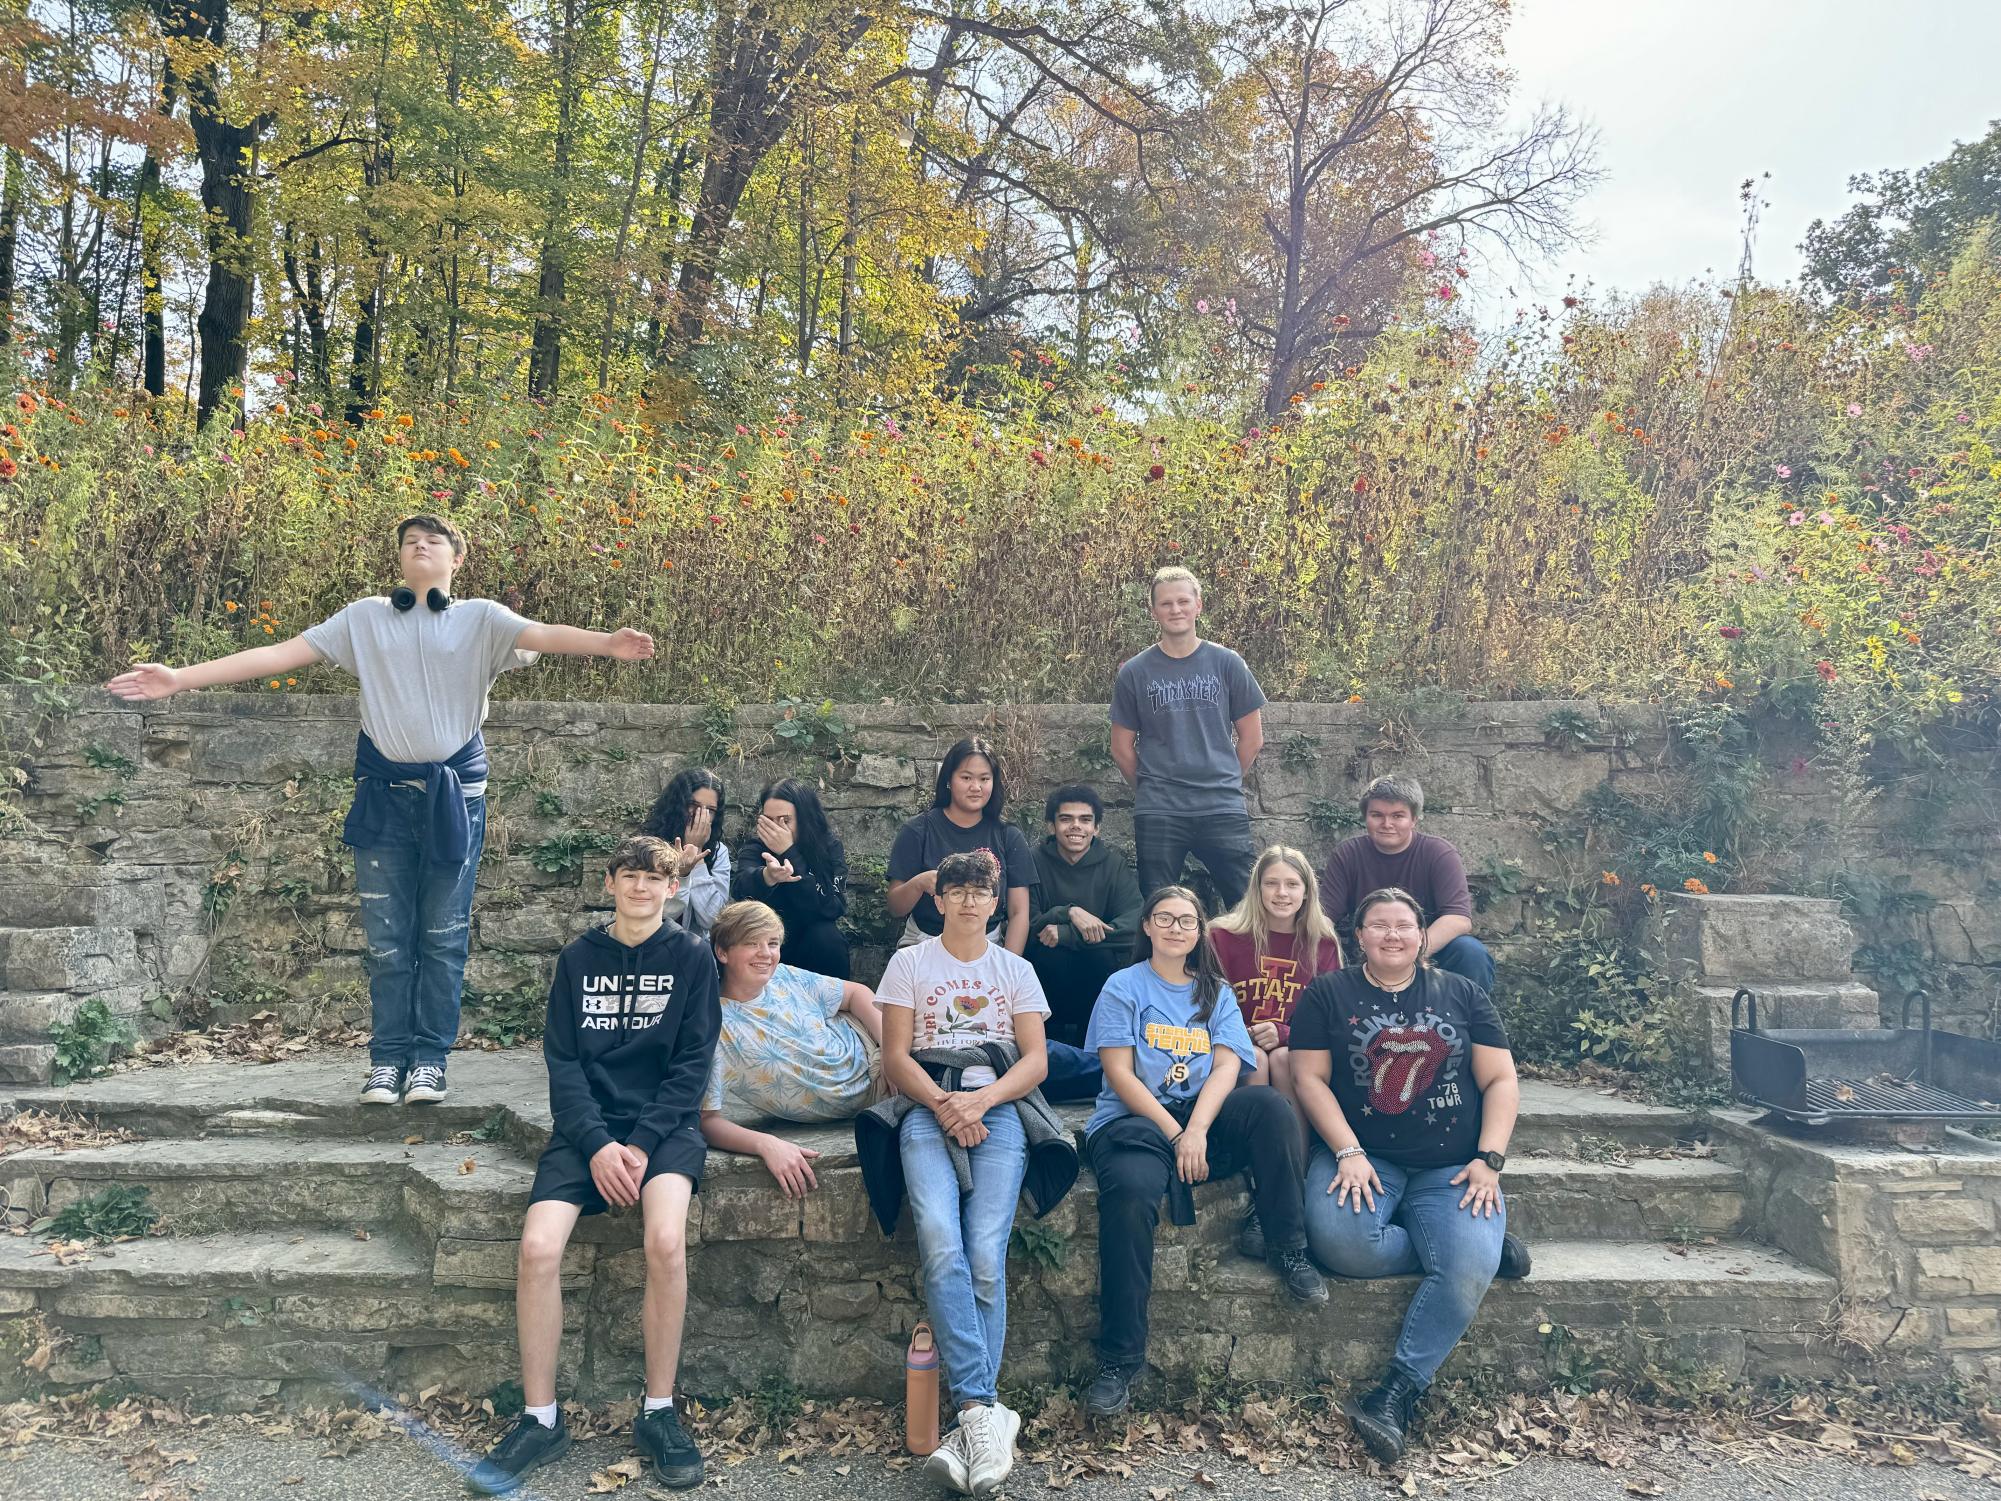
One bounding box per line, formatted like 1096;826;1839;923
884;737;1036;954
1289;887;1530;1463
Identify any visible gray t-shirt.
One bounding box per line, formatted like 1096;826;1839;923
301;598;538;781
1109;641;1265;814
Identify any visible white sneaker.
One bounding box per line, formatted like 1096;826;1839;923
962;1403;1016;1498
921;1422;972;1494
360;1065;403;1105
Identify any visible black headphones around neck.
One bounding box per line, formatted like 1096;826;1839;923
390;586;453;613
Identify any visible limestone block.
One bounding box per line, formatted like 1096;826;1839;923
433;1237;593;1290
852;754;917;790
1488;751;1611;816
802;1169;872;1243
1915;1246;2001;1298
702;1185;804;1241
1890;1196;1996;1241
187;719;358;786
1654;894;1855;984
0;1290;36;1315
808;1281;881;1322
0;1044;56;1085
0;926;146;993
1946;1307;2000;1338
49;1291;210;1320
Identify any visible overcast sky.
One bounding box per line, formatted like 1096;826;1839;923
1502;0;2001;300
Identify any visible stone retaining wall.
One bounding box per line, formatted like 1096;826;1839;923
3;689;1997;1054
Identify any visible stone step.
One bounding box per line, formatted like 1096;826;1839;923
0;926;151;994
1696;981;1882;1031
1;1220;1837;1408
1505;1155;1748;1239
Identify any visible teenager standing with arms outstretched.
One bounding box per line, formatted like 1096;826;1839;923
1110;567;1265;909
106;514;655;1106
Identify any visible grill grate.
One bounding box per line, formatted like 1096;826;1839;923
1799;1075;2001;1121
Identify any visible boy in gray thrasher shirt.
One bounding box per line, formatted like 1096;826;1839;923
107;514;655;1106
1109;565;1266;907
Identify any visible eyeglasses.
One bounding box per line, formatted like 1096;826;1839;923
1361;922;1421;937
940;888;995;905
1147;912;1201;932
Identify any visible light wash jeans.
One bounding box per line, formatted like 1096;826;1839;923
1303;1149;1506;1388
353;787;485;1070
898;1104;1028;1407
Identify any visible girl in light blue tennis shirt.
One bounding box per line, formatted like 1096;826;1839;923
1079;884;1325;1418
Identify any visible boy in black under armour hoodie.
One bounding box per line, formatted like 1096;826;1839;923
468;836;721;1497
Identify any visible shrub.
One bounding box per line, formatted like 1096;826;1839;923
47;998;132;1085
39;1184;158;1242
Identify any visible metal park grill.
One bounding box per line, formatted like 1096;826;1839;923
1729;988;2001;1127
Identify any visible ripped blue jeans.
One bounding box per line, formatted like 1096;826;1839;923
353;787;485;1069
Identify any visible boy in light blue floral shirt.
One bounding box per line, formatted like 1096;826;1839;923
699;901;885;1197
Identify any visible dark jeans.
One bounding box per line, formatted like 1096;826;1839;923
1431;935;1495;994
353;787;485;1069
1027;940;1127;1045
1086;1086;1306;1367
1133;809;1256;910
1303;1148;1506;1389
1043;1040;1104;1103
781;920;851;981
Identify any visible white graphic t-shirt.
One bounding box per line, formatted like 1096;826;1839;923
876;936;1050;1087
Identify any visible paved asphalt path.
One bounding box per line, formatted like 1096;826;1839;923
3;1425;1996;1501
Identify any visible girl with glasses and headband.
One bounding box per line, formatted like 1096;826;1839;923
1076;886;1327;1419
1285;887;1530;1463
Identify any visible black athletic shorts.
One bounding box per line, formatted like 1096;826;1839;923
529;1124;707;1215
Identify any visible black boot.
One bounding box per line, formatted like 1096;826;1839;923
1498;1232;1532;1280
1082;1360;1143;1418
1348;1369;1421;1462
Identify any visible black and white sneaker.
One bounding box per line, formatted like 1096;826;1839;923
633;1403;704;1489
403;1064;448;1104
360;1065;404;1105
1271;1246;1329;1303
464;1412;570;1495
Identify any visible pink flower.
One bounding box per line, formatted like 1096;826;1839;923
1846;403;1862;417
1748;563;1769;581
812;532;826;543
275;370;294;385
735;424;748;436
1787;512;1804;526
1816;660;1837;683
1719;625;1743;639
431;489;451;500
1775;464;1792;479
1195;298;1210;314
1956;411;1972;424
307;402;323;417
1816;510;1835;525
1436;284;1455;301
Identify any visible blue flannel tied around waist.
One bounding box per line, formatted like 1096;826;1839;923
341;730;488;865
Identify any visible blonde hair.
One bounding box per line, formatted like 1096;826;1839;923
710;900;785;954
1149;565;1202;602
1212;846;1339;982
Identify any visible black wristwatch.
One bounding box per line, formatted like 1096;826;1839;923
1478;1149;1506;1172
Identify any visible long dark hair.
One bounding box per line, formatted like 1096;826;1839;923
640;768;725;869
931;736;1006;821
753;778;841;876
1133;884;1224;1024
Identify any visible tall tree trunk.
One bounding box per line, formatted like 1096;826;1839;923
643;137;692;362
528;0;584;397
344;147;389;424
0;149;21;350
597;0;666;390
837;114;859;368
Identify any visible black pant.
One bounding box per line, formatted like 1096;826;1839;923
1086;1086;1306;1367
781;920;850;980
1133;810;1256;911
1027;941;1126;1045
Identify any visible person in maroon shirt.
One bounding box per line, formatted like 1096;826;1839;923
1318;775;1494;994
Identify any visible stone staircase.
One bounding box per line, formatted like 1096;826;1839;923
0;1052;1844;1409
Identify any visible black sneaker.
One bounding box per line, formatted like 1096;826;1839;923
1082;1360;1142;1418
633;1403;704;1489
1235;1205;1266;1261
1348;1369;1421;1463
465;1413;570;1495
403;1064;448;1104
360;1065;403;1106
1270;1245;1328;1303
1498;1232;1532;1280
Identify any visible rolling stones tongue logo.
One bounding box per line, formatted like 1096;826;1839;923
1363;1025;1448;1115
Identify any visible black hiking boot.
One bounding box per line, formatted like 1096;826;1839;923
1235;1205;1266;1261
1082;1360;1143;1419
464;1413;570;1495
1348;1369;1422;1463
1270;1245;1328;1303
633;1403;704;1489
1498;1232;1532;1280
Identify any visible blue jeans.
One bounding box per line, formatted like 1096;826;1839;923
1303;1149;1505;1389
353;787;485;1070
1430;935;1495;994
1042;1040;1103;1103
899;1104;1028;1406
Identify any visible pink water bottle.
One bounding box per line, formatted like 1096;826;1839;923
905;1321;940;1456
